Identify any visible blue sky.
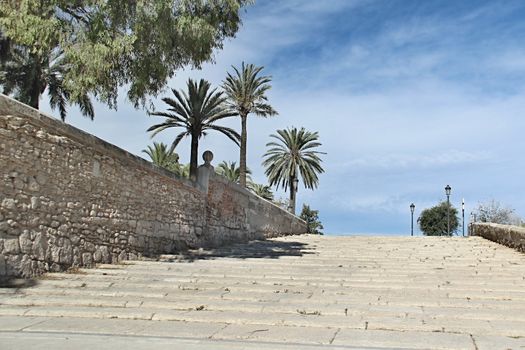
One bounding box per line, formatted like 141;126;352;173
41;0;525;235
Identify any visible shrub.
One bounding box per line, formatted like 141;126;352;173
419;202;459;236
300;204;324;235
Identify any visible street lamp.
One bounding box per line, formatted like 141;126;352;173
410;203;415;236
462;199;465;237
445;185;451;235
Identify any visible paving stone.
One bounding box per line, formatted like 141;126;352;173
0;316;47;331
23;317;151;334
473;334;525;350
212;323;338;344
0;331;387;350
0;235;523;348
332;329;474;349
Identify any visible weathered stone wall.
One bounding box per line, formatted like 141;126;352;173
469;222;525;252
0;95;307;277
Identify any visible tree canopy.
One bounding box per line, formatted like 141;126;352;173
300;204;323;235
147;78;239;181
215;160;252;184
0;0;251;116
473;200;520;225
419;202;459;236
262;127;325;213
249;183;274;201
223;62;277;187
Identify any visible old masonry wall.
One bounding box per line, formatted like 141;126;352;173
0;95;306;277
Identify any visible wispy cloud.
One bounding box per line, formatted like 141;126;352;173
40;0;525;234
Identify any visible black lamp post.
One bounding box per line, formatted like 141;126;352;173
462;198;465;237
410;203;415;236
445;185;451;235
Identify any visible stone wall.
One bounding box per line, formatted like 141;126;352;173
0;95;307;278
469;222;525;252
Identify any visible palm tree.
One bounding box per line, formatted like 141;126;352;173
249;183;274;201
215;160;252;184
222;62;277;188
262;127;325;214
0;42;93;121
142;142;180;170
173;163;191;179
147;79;240;181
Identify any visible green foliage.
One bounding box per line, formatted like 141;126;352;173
172;163;190;179
215;161;251;184
262;127;325;213
0;41;94;120
300;204;324;235
222;62;277;187
223;62;277;118
419;202;459;236
147;78;239;180
142;142;179;169
249;183;274;201
0;0;250;118
142;141;190;178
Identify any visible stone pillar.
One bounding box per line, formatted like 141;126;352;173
197;150;214;193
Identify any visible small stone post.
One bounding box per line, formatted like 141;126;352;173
197;151;214;193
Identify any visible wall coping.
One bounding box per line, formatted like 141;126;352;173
471;222;525;234
470;222;525;253
0;94;202;193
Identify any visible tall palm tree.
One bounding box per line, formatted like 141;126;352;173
262;127;325;214
142;142;180;170
249;183;274;201
222;62;277;188
0;42;93;121
215;160;252;184
147;79;240;181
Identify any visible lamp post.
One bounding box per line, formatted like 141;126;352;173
410;203;415;236
462;199;465;237
445;185;451;235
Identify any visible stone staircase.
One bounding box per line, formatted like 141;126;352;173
1;235;524;349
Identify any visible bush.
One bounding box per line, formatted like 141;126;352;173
300;204;324;235
474;200;520;225
419;202;459;236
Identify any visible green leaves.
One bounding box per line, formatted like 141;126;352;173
263;127;325;192
300;204;324;235
250;183;274;201
223;61;277;187
1;0;250;116
419;202;459;236
216;161;252;184
147;78;239;179
142;142;180;169
223;62;278;117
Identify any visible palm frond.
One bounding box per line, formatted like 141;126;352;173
262;127;325;191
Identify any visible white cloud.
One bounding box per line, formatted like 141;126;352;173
39;1;525;233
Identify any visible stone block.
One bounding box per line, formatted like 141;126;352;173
1;198;16;209
31;196;40;209
0;253;6;275
18;231;32;254
82;252;93;266
3;239;20;254
31;232;48;260
50;246;61;263
93;249;102;263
